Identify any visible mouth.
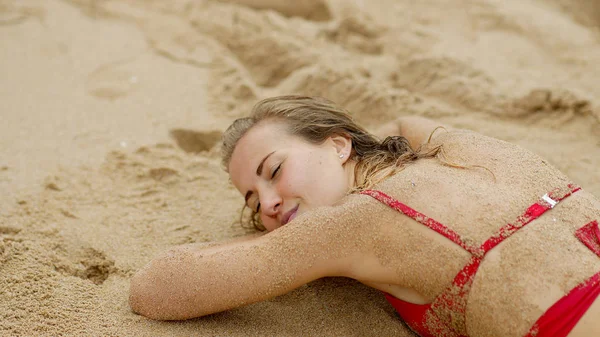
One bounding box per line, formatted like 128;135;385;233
281;205;299;226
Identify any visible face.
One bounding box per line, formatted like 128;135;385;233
228;121;354;232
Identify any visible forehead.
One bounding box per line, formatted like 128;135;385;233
228;121;292;189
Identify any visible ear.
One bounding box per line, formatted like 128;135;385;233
329;134;352;164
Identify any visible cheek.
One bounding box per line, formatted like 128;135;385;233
278;164;299;195
304;155;345;199
277;152;345;204
272;159;314;203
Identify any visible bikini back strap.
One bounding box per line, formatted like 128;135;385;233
436;183;581;336
363;183;581;337
360;189;480;255
480;183;581;254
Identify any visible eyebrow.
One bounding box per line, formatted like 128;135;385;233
244;151;276;204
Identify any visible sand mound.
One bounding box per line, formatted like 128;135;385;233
1;0;599;335
214;0;331;22
546;0;600;28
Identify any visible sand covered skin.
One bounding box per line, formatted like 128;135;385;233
1;0;599;336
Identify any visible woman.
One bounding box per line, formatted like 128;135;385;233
129;96;600;337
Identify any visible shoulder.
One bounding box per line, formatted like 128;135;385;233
277;193;387;234
425;128;530;163
263;193;395;276
426;127;490;145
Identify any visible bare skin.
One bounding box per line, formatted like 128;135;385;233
130;116;600;336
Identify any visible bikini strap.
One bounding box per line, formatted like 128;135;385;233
360;189;480;255
479;183;581;254
364;183;581;337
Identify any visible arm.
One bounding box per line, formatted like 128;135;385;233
374;116;451;150
129;195;372;320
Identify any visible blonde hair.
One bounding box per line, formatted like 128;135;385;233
222;95;441;230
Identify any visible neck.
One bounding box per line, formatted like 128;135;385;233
344;160;358;193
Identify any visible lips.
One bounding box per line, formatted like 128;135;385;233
281;205;299;226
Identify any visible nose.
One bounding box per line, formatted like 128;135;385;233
259;187;282;218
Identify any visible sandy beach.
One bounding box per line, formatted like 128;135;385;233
1;0;599;336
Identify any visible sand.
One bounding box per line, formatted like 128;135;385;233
1;0;599;336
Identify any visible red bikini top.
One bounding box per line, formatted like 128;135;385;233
360;183;581;337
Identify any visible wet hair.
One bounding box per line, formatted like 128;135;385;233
221;95;442;231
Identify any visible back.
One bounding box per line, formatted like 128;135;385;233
368;129;600;336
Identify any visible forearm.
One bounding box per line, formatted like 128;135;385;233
128;230;321;320
130;240;267;320
129;248;198;320
128;198;373;321
155;232;264;257
129;233;262;319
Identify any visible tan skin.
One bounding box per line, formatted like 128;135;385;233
129;116;600;336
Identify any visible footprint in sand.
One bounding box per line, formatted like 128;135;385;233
54;247;116;285
77;248;116;285
86;59;139;101
169;129;222;154
104;140;224;206
108;144;185;185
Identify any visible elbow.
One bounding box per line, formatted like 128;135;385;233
129;268;179;320
129;270;161;320
129;260;205;321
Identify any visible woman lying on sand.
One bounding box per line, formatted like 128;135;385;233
129;96;600;337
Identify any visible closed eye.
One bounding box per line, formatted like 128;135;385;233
250;163;280;213
271;164;281;179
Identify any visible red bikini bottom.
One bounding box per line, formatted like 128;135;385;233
384;220;600;337
526;220;600;337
